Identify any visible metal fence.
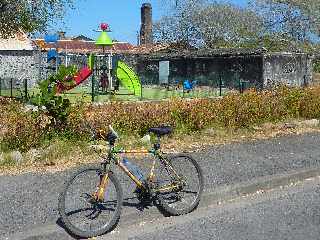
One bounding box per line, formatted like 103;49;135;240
0;74;253;103
0;78;30;100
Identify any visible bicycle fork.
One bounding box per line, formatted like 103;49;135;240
94;173;109;202
92;162;112;202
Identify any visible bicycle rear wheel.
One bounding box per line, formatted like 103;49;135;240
155;154;204;216
58;166;123;238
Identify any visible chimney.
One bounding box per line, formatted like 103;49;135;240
57;31;66;40
140;3;153;45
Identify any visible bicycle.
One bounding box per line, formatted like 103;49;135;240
58;125;204;238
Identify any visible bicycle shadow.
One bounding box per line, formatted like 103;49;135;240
56;216;119;240
56;217;81;239
55;194;169;239
122;195;171;217
122;196;153;212
55;195;152;239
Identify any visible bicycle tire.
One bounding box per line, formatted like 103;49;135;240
156;154;204;216
58;166;123;238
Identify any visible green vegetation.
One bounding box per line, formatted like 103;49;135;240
313;59;320;73
1;85;320;153
31;65;79;128
156;0;320;52
1;85;225;103
1;85;320;172
0;0;74;37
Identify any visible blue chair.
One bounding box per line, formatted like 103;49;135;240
183;80;192;90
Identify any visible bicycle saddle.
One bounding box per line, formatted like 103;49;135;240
148;126;173;136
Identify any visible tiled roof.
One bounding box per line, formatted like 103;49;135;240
33;39;135;54
0;32;34;51
131;43;171;54
139;48;268;60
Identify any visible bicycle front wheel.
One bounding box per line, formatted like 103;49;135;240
58;167;123;238
155;154;204;216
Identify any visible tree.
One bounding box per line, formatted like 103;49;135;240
193;2;263;48
154;0;264;48
154;0;205;46
0;0;74;38
250;0;320;42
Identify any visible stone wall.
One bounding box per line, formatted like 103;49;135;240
137;53;313;89
0;51;140;90
263;53;313;87
0;50;40;88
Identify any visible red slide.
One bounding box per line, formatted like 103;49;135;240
56;66;92;93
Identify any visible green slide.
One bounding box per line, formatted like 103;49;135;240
116;61;142;96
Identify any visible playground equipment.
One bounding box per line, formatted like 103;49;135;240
44;33;93;94
48;23;142;99
91;23;142;98
45;34;60;72
115;60;142;96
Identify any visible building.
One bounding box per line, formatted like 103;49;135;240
0;31;39;88
136;46;313;89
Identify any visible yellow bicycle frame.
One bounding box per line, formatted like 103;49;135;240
94;148;181;201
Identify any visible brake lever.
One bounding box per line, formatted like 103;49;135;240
108;125;119;138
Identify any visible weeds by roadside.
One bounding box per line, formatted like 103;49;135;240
1;85;320;174
0;118;319;175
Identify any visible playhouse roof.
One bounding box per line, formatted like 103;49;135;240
0;31;34;51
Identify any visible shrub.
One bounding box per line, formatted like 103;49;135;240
2;85;320;152
31;65;78;129
0;105;51;152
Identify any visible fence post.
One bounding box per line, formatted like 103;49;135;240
140;84;143;101
219;74;222;97
10;78;13;98
24;79;28;101
91;74;95;102
239;80;244;94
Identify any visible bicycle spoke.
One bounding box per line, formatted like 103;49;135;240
59;168;122;237
155;154;203;215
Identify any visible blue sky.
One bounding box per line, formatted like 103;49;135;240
55;0;247;45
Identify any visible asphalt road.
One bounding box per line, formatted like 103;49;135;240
2;132;320;239
113;177;320;240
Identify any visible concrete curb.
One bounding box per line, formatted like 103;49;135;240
201;167;320;206
6;167;320;240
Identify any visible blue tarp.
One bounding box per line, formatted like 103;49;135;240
44;34;59;43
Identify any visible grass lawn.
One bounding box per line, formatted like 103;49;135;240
63;86;228;102
0;85;228;103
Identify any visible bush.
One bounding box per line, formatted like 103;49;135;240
77;86;320;133
0;103;51;152
2;85;320;152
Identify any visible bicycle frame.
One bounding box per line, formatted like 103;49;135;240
94;143;182;201
110;147;163;190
